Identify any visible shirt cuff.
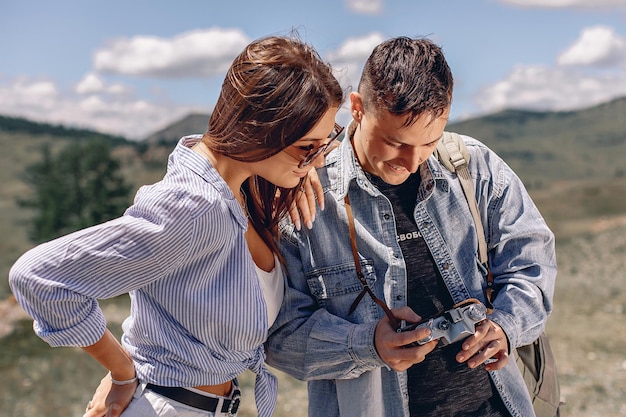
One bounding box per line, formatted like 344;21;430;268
35;304;107;348
347;321;386;369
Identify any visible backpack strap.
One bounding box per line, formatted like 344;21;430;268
434;131;471;172
437;135;561;414
435;132;494;307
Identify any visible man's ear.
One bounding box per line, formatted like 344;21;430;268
349;92;364;121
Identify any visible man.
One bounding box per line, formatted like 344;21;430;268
266;37;556;417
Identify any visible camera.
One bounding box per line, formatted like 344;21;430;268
397;299;487;347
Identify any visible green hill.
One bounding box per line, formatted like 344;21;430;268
0;114;130;145
142;96;626;188
1;97;626;300
447;97;626;187
143;113;211;145
0;120;168;301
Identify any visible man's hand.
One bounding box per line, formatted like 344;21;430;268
455;319;509;371
83;374;137;417
374;307;438;372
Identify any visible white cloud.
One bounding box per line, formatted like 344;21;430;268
0;78;60;114
0;77;206;139
93;28;250;78
75;73;132;95
346;0;384;14
75;73;105;94
327;32;386;89
470;23;626;116
71;94;195;138
496;0;626;9
328;32;386;62
474;64;626;113
558;26;626;67
326;32;386;122
107;83;130;95
2;28;247;137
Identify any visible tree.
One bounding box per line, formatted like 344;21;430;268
19;140;132;242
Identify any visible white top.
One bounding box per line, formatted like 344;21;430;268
256;254;284;327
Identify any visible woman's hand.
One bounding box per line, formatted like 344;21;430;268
288;169;325;230
456;319;510;371
84;373;137;417
81;329;138;416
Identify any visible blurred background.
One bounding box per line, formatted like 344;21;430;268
1;0;625;416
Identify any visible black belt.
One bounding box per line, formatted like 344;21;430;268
146;384;241;416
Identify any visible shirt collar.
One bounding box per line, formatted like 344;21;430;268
328;121;380;199
331;121;448;201
173;135;249;228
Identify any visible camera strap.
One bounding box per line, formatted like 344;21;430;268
345;194;401;330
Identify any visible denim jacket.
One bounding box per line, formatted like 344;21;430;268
266;132;557;417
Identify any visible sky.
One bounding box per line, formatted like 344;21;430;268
1;0;626;140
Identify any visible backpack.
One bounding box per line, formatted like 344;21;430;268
434;132;562;417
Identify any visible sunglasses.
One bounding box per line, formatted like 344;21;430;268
295;123;345;169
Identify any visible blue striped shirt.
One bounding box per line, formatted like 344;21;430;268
9;135;278;417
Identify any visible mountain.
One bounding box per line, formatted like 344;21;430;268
143;113;211;144
447;96;626;186
4;94;626;187
139;96;626;187
0;114;130;145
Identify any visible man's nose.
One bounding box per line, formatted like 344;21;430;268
404;148;427;172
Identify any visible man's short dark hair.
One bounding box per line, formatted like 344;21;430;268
358;37;454;127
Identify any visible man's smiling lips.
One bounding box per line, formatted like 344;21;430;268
385;161;408;172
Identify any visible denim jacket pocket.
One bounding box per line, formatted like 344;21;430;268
306;259;380;323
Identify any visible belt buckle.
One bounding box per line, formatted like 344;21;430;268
227;390;241;416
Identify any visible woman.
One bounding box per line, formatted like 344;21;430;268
9;35;344;417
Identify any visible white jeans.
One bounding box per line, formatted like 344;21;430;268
121;383;239;417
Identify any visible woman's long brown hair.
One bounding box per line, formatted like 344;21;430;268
203;35;344;255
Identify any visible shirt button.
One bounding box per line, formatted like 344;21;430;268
396;295;403;300
383;213;390;220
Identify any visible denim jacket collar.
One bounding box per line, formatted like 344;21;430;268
327;121;377;199
329;121;449;202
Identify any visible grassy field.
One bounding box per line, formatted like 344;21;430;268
2;220;625;416
2;173;626;416
548;224;626;417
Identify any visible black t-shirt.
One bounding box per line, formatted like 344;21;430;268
367;172;509;417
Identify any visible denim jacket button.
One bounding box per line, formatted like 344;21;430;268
383;214;390;220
